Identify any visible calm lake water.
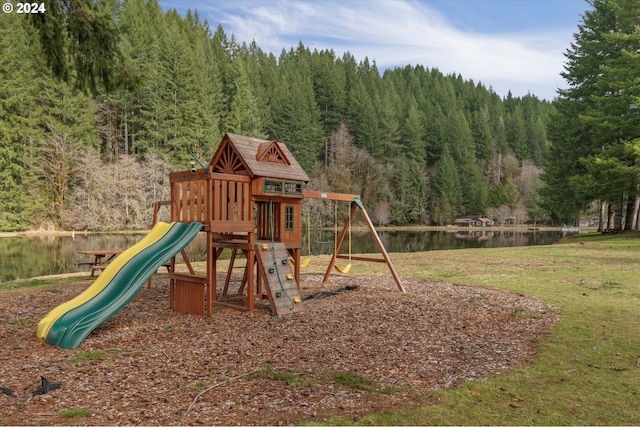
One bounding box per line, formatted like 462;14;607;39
0;229;574;283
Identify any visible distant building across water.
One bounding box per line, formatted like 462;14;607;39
453;216;495;227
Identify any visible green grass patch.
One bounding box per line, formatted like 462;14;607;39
265;364;305;386
58;407;91;418
334;372;408;395
66;349;119;364
5;318;31;326
187;380;209;391
0;279;59;292
508;306;543;320
0;276;90;293
335;372;373;390
304;231;640;425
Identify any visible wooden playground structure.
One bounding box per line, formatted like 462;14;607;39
163;133;405;316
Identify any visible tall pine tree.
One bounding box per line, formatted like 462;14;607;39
541;0;640;226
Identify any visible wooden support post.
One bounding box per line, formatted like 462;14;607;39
169;264;175;311
152;200;170;225
207;232;214;317
293;248;301;290
355;198;405;292
323;198;405;293
246;234;255;312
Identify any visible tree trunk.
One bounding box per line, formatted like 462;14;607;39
625;194;636;230
633;195;640;230
614;200;624;230
123;108;129;156
598;200;607;232
630;186;640;230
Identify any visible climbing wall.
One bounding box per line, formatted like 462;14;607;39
255;241;304;315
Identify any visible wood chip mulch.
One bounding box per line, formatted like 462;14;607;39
0;273;558;425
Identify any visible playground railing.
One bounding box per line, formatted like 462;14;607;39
170;170;253;233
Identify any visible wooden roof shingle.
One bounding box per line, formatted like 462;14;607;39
210;133;310;182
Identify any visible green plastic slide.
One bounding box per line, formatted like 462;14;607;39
38;221;202;349
36;222;173;339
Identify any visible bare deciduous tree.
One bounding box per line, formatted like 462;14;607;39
512;203;530;225
502;152;521;181
486;205;512;226
516;160;541;202
324;122;387;220
374;200;391;226
63;151;171;231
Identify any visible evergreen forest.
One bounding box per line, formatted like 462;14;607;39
1;0;637;232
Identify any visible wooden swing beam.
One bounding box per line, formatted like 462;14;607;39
302;191;406;293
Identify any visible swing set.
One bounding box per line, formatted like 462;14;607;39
296;203;351;273
302;191;405;292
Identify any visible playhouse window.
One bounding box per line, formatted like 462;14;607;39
284;206;295;230
263;179;302;195
264;179;283;194
284;181;302;195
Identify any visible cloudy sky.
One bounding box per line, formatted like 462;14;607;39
158;0;590;101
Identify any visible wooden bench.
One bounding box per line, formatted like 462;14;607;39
76;262;94;267
90;264;109;276
77;250;123;277
91;262;174;278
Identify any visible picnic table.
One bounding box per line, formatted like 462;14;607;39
77;250;123;276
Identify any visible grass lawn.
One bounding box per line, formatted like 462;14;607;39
318;231;640;425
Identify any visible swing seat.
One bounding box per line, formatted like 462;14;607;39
334;263;351;274
289;256;311;268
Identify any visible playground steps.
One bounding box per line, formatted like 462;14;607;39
255;241;303;315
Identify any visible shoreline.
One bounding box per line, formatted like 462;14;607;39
0;229;149;238
0;224;583;238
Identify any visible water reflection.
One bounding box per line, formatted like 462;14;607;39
343;229;566;255
0;229;571;283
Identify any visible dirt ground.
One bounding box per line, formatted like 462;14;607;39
0;273;558;425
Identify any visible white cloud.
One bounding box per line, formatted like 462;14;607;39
167;0;578;100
